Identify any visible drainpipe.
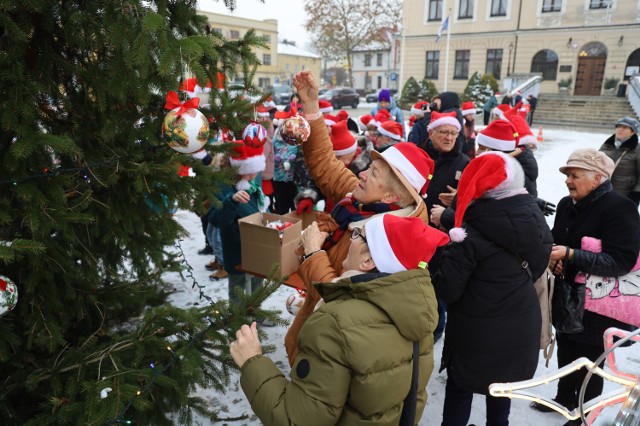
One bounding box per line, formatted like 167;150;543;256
512;0;523;84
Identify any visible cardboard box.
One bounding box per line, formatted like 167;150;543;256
238;212;303;279
284;210;320;230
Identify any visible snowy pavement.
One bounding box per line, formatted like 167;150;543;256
166;127;640;425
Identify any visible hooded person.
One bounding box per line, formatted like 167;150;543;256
286;68;437;367
432;151;553;426
461;101;477;158
230;214;449;425
408;100;431;146
370;89;405;137
598;116;640;205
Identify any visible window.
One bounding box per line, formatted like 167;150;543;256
258;78;270;88
365;74;372;89
262;54;271;65
530;49;559;80
295;64;299;72
459;0;474;19
229;30;240;39
490;0;507;16
364;53;372;67
377;76;382;89
211;27;222;34
542;0;562;12
377;53;383;66
285;63;290;71
589;0;611;9
485;49;503;79
428;0;443;21
454;50;470;79
425;50;440;79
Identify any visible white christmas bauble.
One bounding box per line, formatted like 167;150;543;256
0;275;18;317
241;123;268;148
285;291;305;316
162;108;209;153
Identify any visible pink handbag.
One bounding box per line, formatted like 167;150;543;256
575;237;640;327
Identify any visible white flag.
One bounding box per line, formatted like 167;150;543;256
435;15;449;44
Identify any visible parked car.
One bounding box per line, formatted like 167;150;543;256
269;85;294;105
365;89;398;103
319;87;359;109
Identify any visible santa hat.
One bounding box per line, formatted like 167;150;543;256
180;77;212;99
377;121;404;141
476;119;519;152
331;120;358;156
449;152;524;242
371;142;435;201
428;111;461;131
229;138;266;176
319;99;334;114
273;110;290;126
509;115;537;148
357;114;373;132
365;215;450;273
256;105;270;118
371;109;392;128
324;113;339;127
263;96;276;110
409;116;416;128
336;110;349;122
492;104;511;119
461;101;476;117
411;101;429;117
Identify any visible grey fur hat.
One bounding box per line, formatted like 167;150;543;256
616;116;640;134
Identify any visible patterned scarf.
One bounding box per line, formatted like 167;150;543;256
244;180;268;212
322;195;401;250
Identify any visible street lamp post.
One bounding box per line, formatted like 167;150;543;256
507;42;514;76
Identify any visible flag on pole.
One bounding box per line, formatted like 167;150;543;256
435;15;449;44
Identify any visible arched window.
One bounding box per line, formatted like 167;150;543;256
624;48;640;81
530;49;559;81
578;41;607;58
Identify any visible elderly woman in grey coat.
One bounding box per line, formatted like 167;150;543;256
598;116;640;205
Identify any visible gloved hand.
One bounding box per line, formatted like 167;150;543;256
296;198;314;214
262;179;274;196
536;198;556;216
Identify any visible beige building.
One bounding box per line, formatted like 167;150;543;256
198;11;279;87
401;0;640;95
276;42;322;87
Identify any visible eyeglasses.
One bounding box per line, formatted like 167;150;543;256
435;129;459;137
350;227;367;244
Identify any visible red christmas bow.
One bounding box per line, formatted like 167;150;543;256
164;91;200;116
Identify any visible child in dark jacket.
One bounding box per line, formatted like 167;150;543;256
207;130;269;304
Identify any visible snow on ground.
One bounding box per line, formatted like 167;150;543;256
166;127;640;425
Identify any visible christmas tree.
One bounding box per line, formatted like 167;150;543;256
0;0;281;424
461;71;496;109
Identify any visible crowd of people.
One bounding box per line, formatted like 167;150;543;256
193;69;639;425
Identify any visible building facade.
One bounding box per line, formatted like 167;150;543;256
276;42;322;87
401;0;640;95
198;11;279;87
351;36;402;92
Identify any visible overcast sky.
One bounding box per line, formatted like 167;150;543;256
197;0;311;49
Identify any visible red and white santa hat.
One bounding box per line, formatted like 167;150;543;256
330;120;358;156
449;151;524;242
256;105;270;118
273;110;290;126
411;101;429;117
357;114;373;132
476;119;519;152
409;116;416;128
492;104;511;119
229;130;266;175
336;110;349;122
461;101;476;117
319;99;333;114
324;113;339;127
180;77;212;99
263;96;276;110
377;121;404;141
364;215;450;273
427;111;461;131
370;109;392;128
509;115;537;148
371;142;435;198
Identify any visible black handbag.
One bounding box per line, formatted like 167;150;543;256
551;276;585;333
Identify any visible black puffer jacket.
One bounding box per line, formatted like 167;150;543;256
433;194;553;394
408;115;429;145
552;180;640;345
514;147;538;197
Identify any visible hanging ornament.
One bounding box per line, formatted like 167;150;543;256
280;108;310;146
162;91;209;154
241;123;268;148
285;289;306;316
0;275;18;317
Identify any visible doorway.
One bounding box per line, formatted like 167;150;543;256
574;42;607;96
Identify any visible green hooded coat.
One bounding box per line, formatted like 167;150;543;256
240;269;438;425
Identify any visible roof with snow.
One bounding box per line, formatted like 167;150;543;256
278;43;321;59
